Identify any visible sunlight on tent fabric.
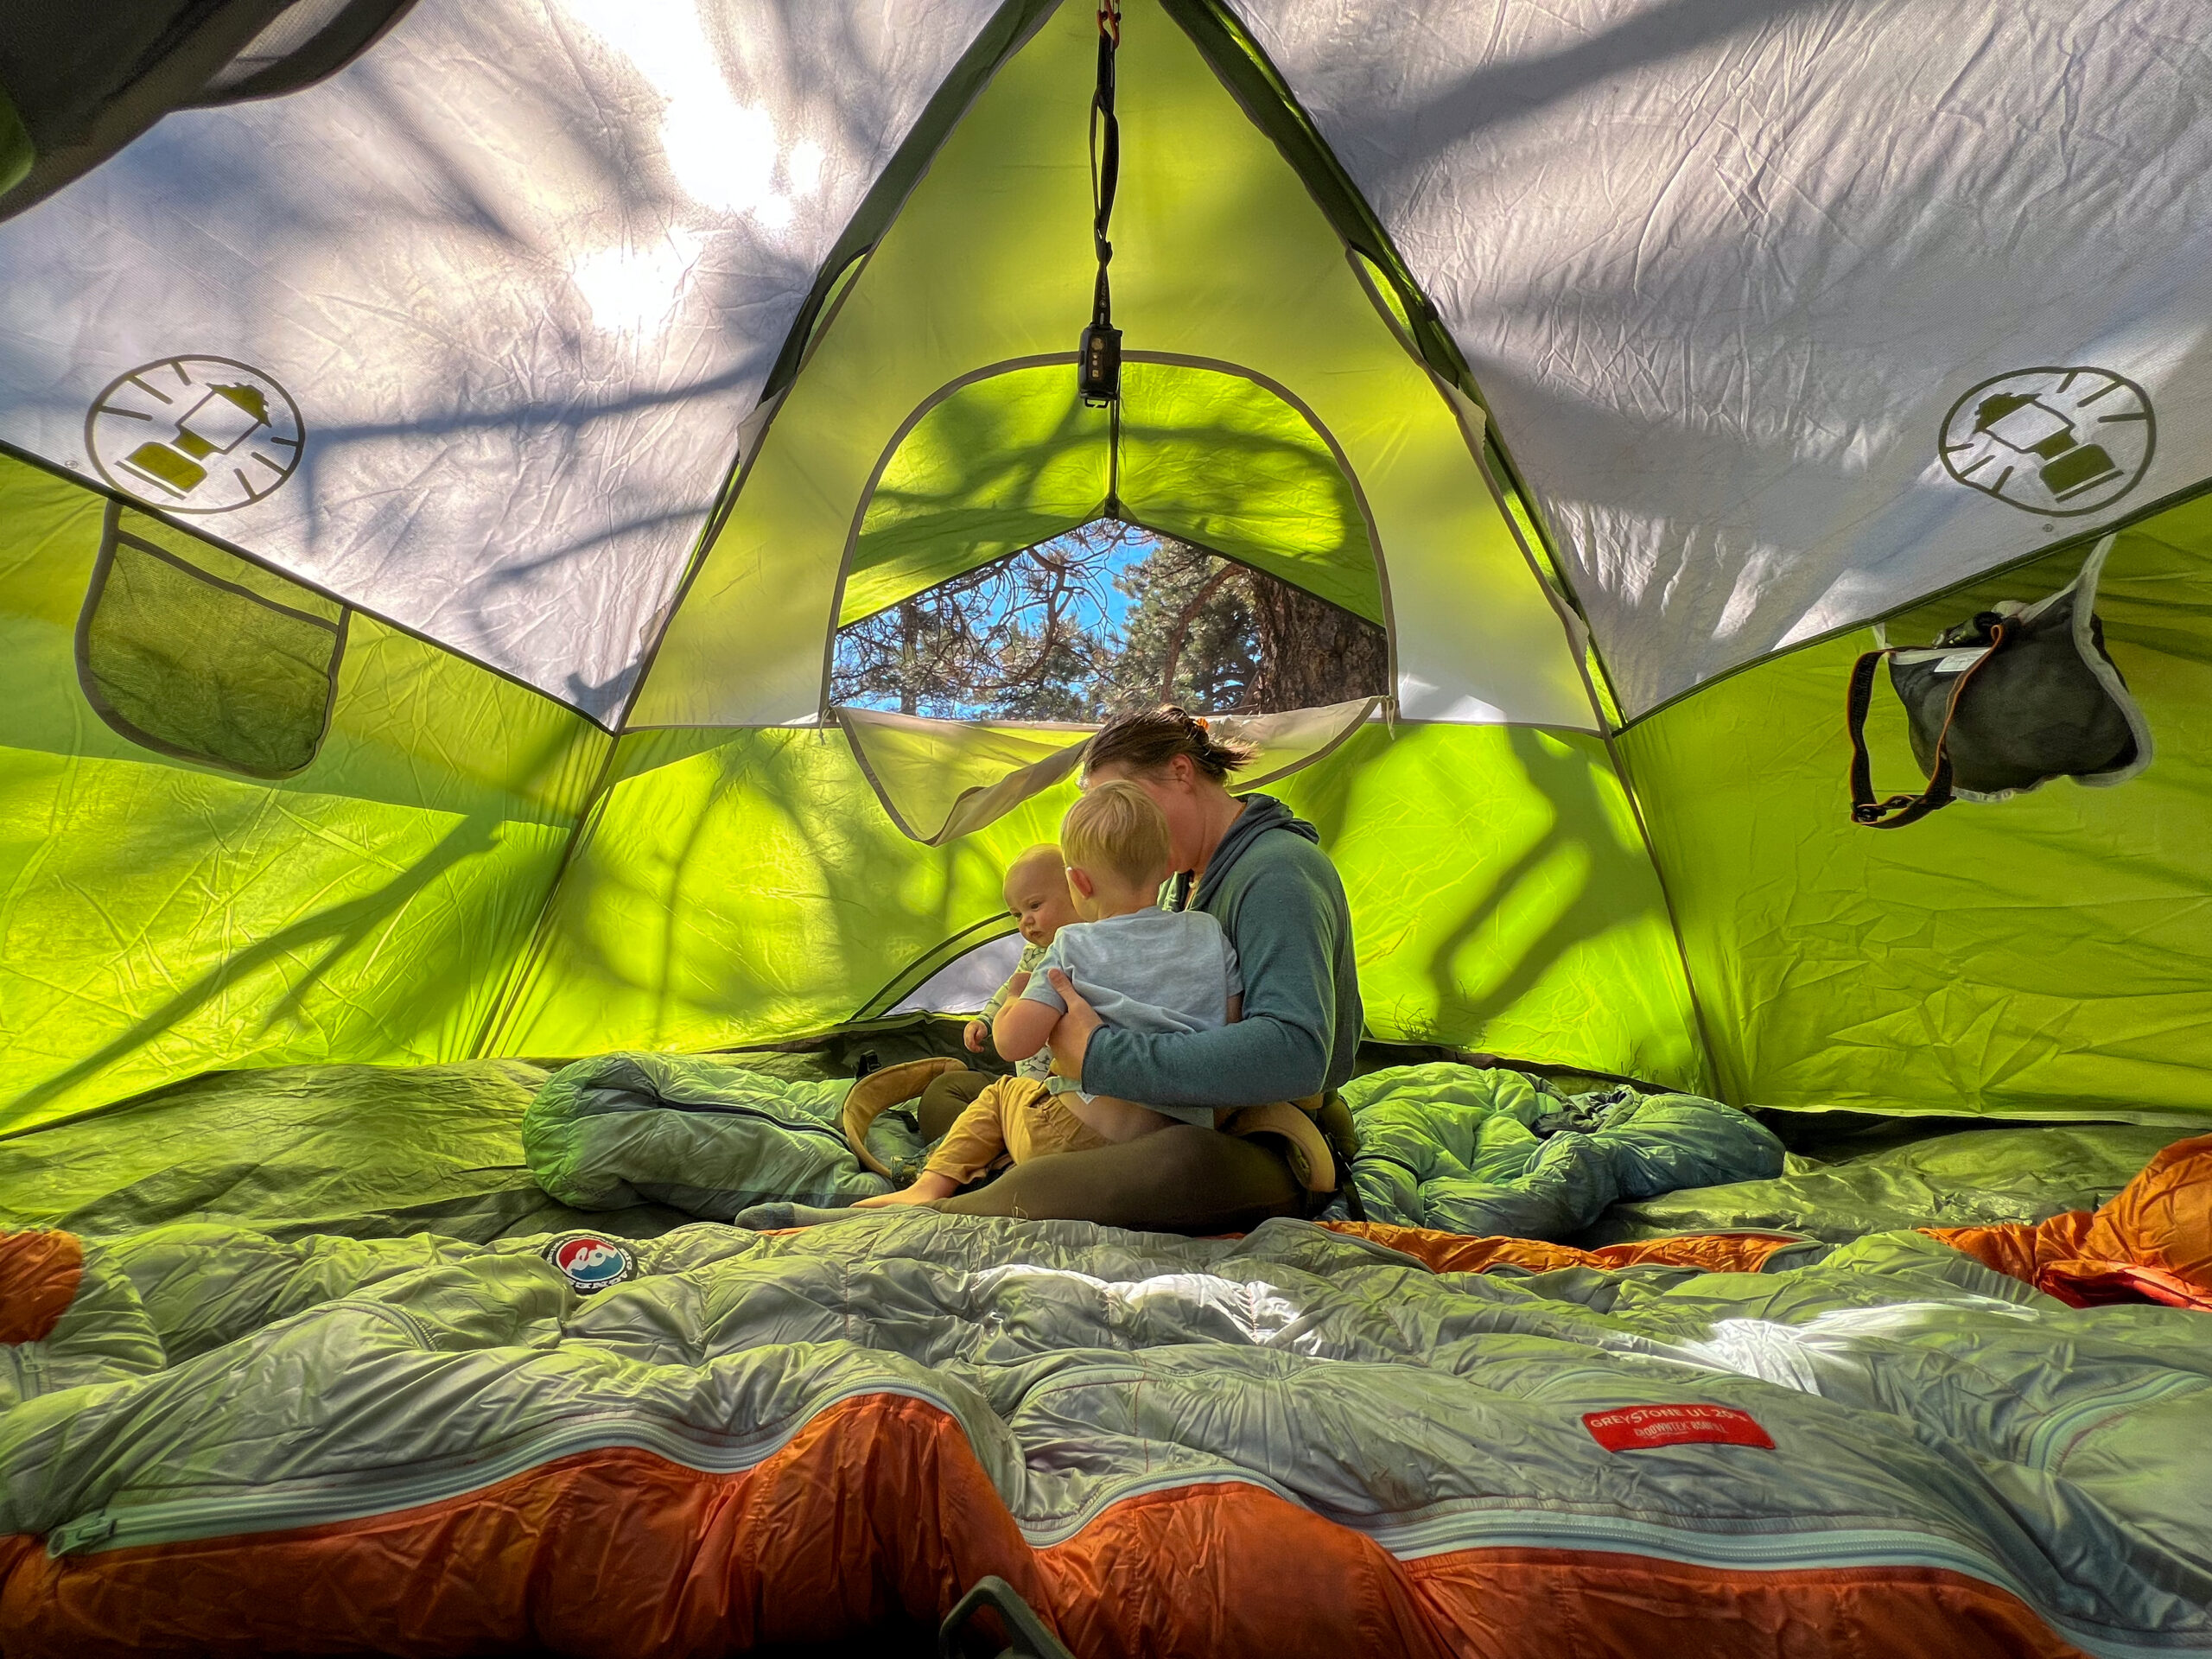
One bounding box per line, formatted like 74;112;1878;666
563;0;817;227
785;139;827;197
1712;545;1788;642
1771;317;2212;656
569;232;704;337
1243;0;2212;715
1394;676;1509;725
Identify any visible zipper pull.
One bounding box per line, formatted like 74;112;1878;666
47;1510;116;1557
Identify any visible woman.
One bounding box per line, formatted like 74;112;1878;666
935;706;1362;1233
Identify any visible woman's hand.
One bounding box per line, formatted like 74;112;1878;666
1045;969;1103;1084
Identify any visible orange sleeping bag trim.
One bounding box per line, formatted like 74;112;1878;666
0;1394;2093;1659
1928;1133;2212;1310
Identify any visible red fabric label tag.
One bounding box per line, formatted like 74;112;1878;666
1583;1404;1775;1452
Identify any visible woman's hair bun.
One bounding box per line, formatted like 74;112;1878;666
1084;705;1257;781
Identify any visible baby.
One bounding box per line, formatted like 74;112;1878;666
855;780;1239;1208
904;842;1076;1136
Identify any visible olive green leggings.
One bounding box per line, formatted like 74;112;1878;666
912;1067;1305;1234
915;1067;994;1140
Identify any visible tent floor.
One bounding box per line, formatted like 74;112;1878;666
1;1020;2193;1246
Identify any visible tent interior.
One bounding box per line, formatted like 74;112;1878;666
1;1;2209;1656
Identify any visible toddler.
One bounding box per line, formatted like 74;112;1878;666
855;781;1238;1207
995;779;1240;1141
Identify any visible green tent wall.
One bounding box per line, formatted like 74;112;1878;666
2;0;2209;1137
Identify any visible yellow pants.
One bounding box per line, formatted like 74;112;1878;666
922;1076;1109;1186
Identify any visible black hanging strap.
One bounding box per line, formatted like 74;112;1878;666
1078;3;1123;406
1846;624;2007;829
1091;3;1119;319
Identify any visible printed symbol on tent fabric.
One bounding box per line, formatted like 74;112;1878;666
545;1233;634;1293
1582;1404;1775;1452
85;356;304;514
1939;367;2153;518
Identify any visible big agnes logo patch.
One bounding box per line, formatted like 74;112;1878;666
543;1232;635;1294
1582;1403;1775;1452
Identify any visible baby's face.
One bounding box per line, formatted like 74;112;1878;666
1006;865;1080;945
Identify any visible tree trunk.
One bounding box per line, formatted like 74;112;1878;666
1249;577;1389;709
1159;564;1236;702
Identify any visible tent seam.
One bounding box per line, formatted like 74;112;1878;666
1119;350;1398;680
811;350;1399;715
1164;0;1629;712
850;915;1025;1023
1596;725;1729;1103
811;352;1083;717
467;729;625;1061
620;715;1596;736
1320;248;1714;1090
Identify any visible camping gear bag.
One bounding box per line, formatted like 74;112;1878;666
1847;533;2152;828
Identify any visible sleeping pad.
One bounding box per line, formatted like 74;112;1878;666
3;1136;2209;1657
523;1054;1787;1235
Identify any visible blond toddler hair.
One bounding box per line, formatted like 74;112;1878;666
1060;779;1173;889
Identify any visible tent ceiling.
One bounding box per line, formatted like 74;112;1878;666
4;0;2206;729
1233;0;2212;715
635;0;1594;732
0;0;1007;721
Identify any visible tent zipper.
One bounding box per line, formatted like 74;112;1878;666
678;1099;851;1147
42;1376;967;1560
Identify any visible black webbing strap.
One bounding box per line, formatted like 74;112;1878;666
1090;3;1121;333
1846;623;2007;829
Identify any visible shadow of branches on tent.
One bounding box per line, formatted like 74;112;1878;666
1294;727;1660;1053
556;728;1032;1050
855;370;1107;606
1341;0;1831;168
741;730;1037;1034
1418;732;1656;1045
5;810;511;1130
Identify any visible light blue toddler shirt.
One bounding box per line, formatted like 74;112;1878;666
1020;908;1241;1127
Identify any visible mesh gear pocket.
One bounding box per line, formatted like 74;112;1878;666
76;502;346;779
